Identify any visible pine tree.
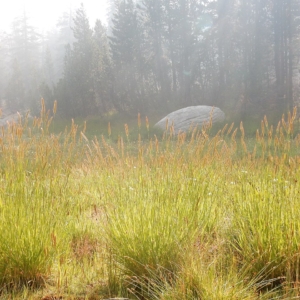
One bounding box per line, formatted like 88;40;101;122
6;12;41;110
63;4;95;116
42;45;55;88
109;0;146;113
6;59;26;110
92;19;113;113
47;10;75;83
138;0;171;109
0;32;9;101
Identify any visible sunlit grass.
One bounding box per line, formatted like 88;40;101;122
0;100;299;299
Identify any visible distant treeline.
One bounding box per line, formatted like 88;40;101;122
0;0;299;118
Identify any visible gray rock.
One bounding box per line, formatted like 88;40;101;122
0;112;21;127
154;105;225;133
0;107;30;127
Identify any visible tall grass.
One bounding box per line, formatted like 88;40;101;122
0;100;84;290
229;109;300;284
0;179;61;288
0;101;299;299
104;164;218;297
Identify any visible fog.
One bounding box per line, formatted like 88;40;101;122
0;0;108;32
0;0;299;121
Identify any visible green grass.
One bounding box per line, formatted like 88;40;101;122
0;100;300;299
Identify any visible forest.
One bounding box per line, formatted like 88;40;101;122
0;0;300;119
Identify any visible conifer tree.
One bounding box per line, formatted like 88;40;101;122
92;19;113;113
109;0;146;112
6;59;26;110
63;4;95;116
6;12;40;110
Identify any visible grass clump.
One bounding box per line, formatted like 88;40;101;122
0;189;59;288
104;164;218;298
231;167;300;282
0;100;82;291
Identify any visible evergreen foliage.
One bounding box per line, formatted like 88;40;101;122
1;0;300;118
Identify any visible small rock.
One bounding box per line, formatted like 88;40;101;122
0;106;30;127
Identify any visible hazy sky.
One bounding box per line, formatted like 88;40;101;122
0;0;108;33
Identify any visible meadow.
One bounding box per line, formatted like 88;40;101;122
0;101;300;299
